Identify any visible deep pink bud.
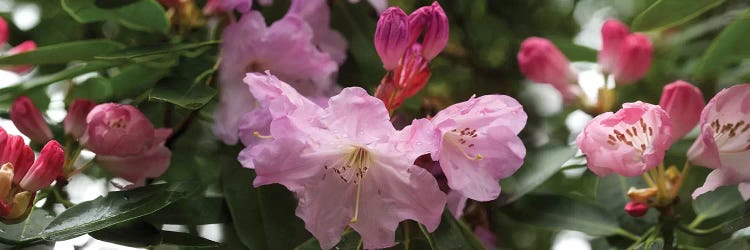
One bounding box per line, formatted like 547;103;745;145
10;96;52;144
375;7;410;70
598;19;629;73
0;17;8;45
624;201;649;217
517;37;577;101
19;140;63;192
6;41;36;74
64;99;96;139
408;2;449;61
613;34;652;84
659;81;705;140
81;103;157;156
0;129;34;185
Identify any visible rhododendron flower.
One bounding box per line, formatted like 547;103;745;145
517;37;578;102
688;84;750;199
428;95;527;201
214;11;338;144
10;96;53;144
659;80;705;140
240;80;445;249
81;104;172;185
597;19;652;84
285;0;348;65
577;102;673;176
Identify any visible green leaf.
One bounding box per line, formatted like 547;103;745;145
695;9;750;79
61;0;169;33
631;0;726;31
110;64;172;100
294;230;361;250
89;221;162;248
160;231;220;248
498;145;577;205
222;148;310;250
693;186;744;220
143;197;231;225
0;207;55;245
422;211;485;250
95;41;220;61
552;40;598;62
67;77;114;102
0;40;124;65
514;195;622;237
709;237;750;249
633;238;664;250
40;182;199;241
149;80;217;110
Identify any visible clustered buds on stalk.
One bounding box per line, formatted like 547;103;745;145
0;129;63;223
373;2;449;112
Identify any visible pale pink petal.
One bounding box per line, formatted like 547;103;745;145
287;0;348;64
687;126;721;169
295;171;354;250
95;144;171;186
447;191;467;218
739;183;750;200
241;137;316;191
396;118;440;161
598;19;629;73
432;95;527;135
692;168;742;199
321;87;396;144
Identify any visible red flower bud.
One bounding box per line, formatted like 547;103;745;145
613;34;652;84
10;96;52;144
0;17;8;45
408;1;449;61
6;41;36;74
64;99;96;139
598;19;629;73
19;140;64;192
0;129;35;185
659;81;705;140
517;37;578;102
624;201;649;217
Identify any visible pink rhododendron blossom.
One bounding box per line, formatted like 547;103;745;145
612;34;652;84
517;37;579;102
430;95;527;201
81;104;172;185
214;11;337;144
286;0;348;65
241;82;445;249
598;19;629;74
10;96;53;144
64;99;96;139
576;102;673;177
659;80;705;140
688;84;750;199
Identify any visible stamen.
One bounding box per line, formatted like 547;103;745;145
253;131;273;139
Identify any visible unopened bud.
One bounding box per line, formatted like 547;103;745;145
64;99;96;139
10;96;52;143
410;2;448;61
624;201;649;217
0;17;7;45
19;140;64;192
6;41;36;74
659;81;704;140
613;34;652;84
375;7;410;70
598;19;629;73
4;191;33;221
517;37;577;101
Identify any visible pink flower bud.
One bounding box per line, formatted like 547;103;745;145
624;201;649;217
408;2;449;61
598;19;629;73
375;7;410;70
81;103;158;156
517;37;577;101
659;81;705;140
0;17;8;45
64;99;96;139
6;41;36;74
19;140;63;192
0;130;35;185
10;96;52;144
613;34;652;84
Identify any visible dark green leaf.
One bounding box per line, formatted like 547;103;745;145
552;40;598;62
708;237;750;249
61;0;169;33
634;238;664;250
160;231;220;248
41;183;199;241
89;221;162;248
95;41;220;61
693;186;744;220
144;197;231;225
498;145;577;205
514;195;622;236
95;0;140;8
422;211;485;250
149;80;217;110
294;230;361;250
110;64;172;100
67;77;114;102
631;0;726;31
0;40;124;65
0;207;55;244
695;10;750;79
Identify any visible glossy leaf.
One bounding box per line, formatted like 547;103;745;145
143;197;231;225
149;81;217;110
294;230;361;250
631;0;726;31
95;41;221;61
514;195;622;236
0;207;55;245
61;0;169;33
40;183;199;241
695;9;750;78
422;211;485;250
0;40;124;65
693;186;743;220
89;221;162;248
498;145;577;205
160;231;220;248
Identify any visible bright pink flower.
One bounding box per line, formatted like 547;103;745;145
10;96;52;144
6;41;36;74
688;84;750;199
598;19;629;73
517;37;578;102
0;17;7;45
429;95;527;201
659;81;704;140
375;7;410;70
214;11;338;144
19;140;63;192
286;0;348;65
407;2;449;61
612;34;652;84
576;102;673;177
81;104;172;185
0;129;34;185
241;85;446;249
64;99;96;139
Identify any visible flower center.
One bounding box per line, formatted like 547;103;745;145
710;119;750;152
107;118;127;129
607;118;654;153
446;127;483;160
323;146;372;223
